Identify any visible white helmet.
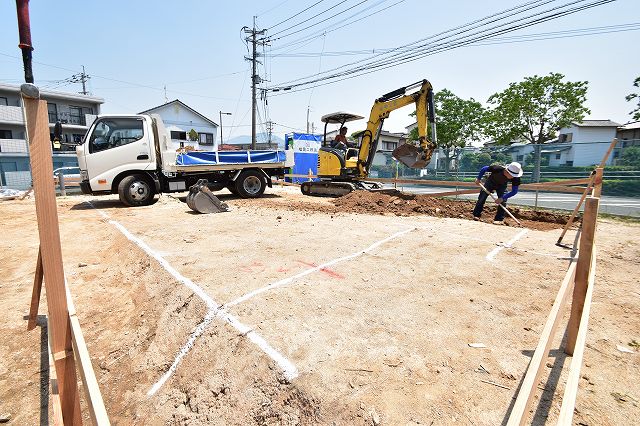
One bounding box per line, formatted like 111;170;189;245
506;162;523;177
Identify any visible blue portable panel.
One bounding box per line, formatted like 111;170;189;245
288;133;321;183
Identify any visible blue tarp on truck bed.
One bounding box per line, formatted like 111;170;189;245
176;150;286;166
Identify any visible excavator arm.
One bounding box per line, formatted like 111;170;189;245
356;80;438;178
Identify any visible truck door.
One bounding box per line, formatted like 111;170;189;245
83;117;155;192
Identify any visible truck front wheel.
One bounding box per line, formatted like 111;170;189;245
118;174;156;206
235;170;266;198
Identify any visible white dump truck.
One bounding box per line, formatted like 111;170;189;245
76;114;293;208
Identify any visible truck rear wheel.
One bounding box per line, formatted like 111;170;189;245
235;170;266;198
118;174;155;206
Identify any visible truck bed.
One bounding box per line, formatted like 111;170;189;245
169;150;292;172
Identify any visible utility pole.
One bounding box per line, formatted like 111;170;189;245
306;106;310;133
266;120;273;146
244;17;265;150
80;65;89;95
219;111;231;147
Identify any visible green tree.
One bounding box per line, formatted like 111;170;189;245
619;146;640;168
188;129;199;142
485;72;589;181
408;89;485;176
626;76;640;121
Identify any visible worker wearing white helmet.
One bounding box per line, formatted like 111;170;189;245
473;162;523;224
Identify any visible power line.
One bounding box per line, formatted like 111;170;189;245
265;0;328;30
267;0;369;41
270;0;617;93
269;22;640;57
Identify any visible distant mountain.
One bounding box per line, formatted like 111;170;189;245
225;133;285;148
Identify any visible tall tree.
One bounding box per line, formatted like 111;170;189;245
409;89;485;177
626;76;640;121
485;72;590;181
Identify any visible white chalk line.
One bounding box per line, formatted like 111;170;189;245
223;227;416;308
83;202;298;394
392;221;563;259
486;229;529;261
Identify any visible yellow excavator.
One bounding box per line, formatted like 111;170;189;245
300;79;438;197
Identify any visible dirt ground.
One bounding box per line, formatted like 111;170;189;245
0;186;638;425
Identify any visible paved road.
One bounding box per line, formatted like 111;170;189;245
385;184;640;217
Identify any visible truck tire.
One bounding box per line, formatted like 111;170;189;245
118;174;155;206
226;184;239;195
234;170;266;198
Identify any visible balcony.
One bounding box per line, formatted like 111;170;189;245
0;138;28;153
0;105;24;125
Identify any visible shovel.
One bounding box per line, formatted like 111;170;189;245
392;143;430;169
186;179;230;214
477;182;522;226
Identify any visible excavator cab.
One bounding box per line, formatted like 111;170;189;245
317;112;364;179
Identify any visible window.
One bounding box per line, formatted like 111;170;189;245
556;153;561;159
0;129;11;139
199;132;214;145
170;131;187;140
47;103;58;123
69;106;84;125
565;161;573;166
88;118;144;153
0;97;8;106
516;155;524;162
382;141;397;151
559;133;573;143
73;134;84;144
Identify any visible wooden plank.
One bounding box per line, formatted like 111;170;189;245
27;247;43;331
506;260;578;426
556;173;597;246
418;188;480;197
22;89;82;425
566;197;599;355
558;248;597;425
70;314;111;425
525;178;591;187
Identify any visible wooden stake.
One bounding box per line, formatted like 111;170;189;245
597;138;618;168
592;167;604;198
22;85;82;425
27;246;44;331
566;197;599;355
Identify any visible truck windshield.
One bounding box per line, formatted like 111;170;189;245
88;118;144;153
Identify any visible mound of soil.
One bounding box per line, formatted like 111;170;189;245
330;190;575;231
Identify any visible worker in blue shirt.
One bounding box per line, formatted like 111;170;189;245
473;162;523;224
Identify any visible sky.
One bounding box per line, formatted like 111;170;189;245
1;0;638;142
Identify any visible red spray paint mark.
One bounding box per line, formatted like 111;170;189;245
296;260;344;279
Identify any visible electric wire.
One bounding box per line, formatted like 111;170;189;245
265;0;328;30
270;0;616;93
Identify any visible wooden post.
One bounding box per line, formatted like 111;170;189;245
592;167;604;198
597;138;618;168
21;84;82;425
27;247;43;331
565;196;599;355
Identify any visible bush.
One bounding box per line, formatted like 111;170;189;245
602;179;640;196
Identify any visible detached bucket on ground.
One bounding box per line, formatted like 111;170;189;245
186;179;230;214
392;144;429;169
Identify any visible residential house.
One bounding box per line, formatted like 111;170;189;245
140;100;218;151
555;120;620;166
614;121;640;164
0;82;104;189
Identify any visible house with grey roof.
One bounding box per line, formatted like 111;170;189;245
139;100;218;151
555;120;620;166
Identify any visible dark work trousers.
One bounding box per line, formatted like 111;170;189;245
473;180;508;221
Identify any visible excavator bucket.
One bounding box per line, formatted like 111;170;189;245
186;179;230;214
393;143;429;169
